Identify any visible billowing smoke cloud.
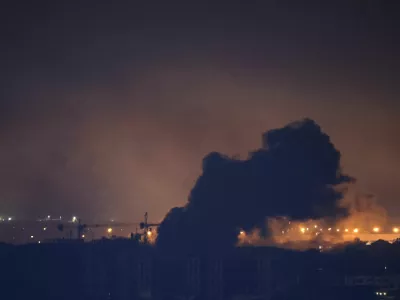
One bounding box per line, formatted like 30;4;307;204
156;119;352;253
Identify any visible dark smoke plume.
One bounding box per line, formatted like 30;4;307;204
156;119;352;253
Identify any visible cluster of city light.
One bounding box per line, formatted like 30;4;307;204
376;292;387;296
102;227;155;241
240;225;400;239
297;226;400;234
2;215;155;244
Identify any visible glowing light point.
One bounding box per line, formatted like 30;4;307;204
328;228;332;231
373;227;380;233
30;235;34;239
300;227;306;233
314;225;318;229
393;227;399;233
72;216;77;223
345;228;349;232
43;227;47;231
239;230;245;235
147;230;152;236
47;215;51;219
107;228;112;234
353;228;359;233
81;234;85;238
336;229;340;232
8;217;12;221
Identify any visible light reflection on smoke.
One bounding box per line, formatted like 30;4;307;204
236;184;400;251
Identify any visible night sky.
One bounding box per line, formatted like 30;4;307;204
0;1;399;222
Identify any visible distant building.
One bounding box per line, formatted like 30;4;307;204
345;275;400;291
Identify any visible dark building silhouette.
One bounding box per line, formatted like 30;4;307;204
2;239;397;299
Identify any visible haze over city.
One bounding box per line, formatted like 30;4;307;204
0;1;399;224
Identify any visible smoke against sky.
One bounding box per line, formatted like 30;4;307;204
156;119;352;252
0;1;399;222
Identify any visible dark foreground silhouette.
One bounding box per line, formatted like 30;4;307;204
1;239;399;300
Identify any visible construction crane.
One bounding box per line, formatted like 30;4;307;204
57;219;138;240
139;212;160;244
56;213;160;243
